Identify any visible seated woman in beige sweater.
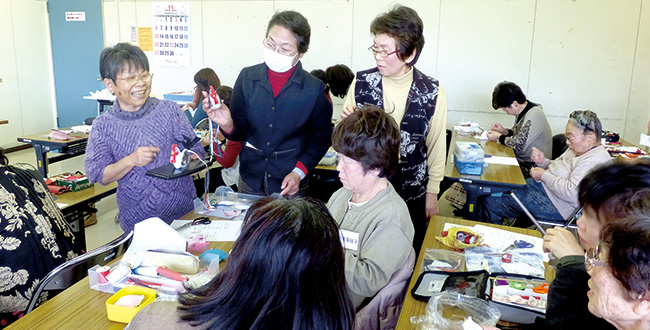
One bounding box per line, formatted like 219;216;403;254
478;110;611;225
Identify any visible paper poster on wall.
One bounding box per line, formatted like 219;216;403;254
65;12;86;21
138;27;153;52
152;2;190;67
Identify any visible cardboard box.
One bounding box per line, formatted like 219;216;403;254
51;172;94;192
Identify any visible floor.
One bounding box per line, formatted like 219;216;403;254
5;148;124;251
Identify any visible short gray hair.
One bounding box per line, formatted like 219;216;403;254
99;43;149;82
568;110;602;138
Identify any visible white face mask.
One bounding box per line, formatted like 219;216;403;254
263;46;297;73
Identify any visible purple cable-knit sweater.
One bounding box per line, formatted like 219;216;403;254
85;97;204;232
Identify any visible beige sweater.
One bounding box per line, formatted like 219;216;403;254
539;145;611;218
327;182;414;309
343;69;448;195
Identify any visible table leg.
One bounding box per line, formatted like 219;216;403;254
33;144;49;178
463;183;480;220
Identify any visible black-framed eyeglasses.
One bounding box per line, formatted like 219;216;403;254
368;45;399;59
115;72;153;85
585;244;607;271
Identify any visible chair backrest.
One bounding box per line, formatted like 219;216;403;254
25;230;134;314
354;248;416;330
552;134;568;160
538;207;583;230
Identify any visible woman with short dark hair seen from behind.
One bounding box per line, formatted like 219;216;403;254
183;68;221;127
127;197;355;330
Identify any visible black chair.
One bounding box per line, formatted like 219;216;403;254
551;134;568;160
25;231;134;314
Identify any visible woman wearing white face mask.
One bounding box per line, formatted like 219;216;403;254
204;10;332;197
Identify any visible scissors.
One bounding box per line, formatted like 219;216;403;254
513;240;534;248
174;216;211;231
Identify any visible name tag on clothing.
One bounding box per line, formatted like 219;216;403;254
339;229;360;252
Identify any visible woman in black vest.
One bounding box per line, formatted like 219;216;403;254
341;5;448;251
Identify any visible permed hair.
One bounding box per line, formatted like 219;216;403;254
568;110;603;140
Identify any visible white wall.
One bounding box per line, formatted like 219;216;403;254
2;0;648;148
102;0;650;144
0;0;56;149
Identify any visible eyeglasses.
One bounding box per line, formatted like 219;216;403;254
262;37;298;57
115;72;153;85
565;132;586;142
585;244;607;271
368;45;399;59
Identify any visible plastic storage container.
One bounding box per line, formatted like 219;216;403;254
106;286;157;323
453;142;485;175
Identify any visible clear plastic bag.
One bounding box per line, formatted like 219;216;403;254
420;248;466;273
410;292;501;330
464;246;545;277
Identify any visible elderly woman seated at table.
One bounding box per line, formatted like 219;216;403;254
543;159;650;329
126;197;354;330
0;148;81;328
585;216;650;330
327;105;414;310
478;110;610;225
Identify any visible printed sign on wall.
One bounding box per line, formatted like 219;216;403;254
65;12;86;21
152;2;190;67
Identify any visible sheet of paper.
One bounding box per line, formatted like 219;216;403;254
56;202;67;208
171;220;244;241
478;130;489;140
483;156;519;166
640;133;650;147
127;217;188;255
442;223;548;262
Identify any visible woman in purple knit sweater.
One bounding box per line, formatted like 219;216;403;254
85;43;204;232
